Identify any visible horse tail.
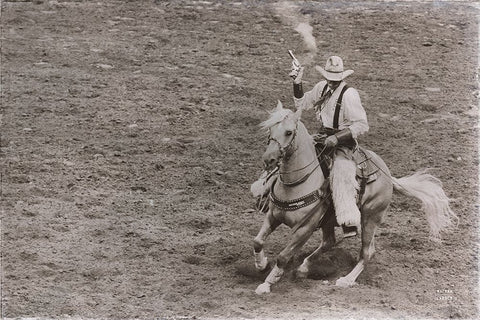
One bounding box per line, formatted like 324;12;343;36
392;169;458;241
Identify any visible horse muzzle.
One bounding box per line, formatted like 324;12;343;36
262;147;281;171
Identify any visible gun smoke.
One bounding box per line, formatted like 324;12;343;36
273;1;318;65
295;22;317;53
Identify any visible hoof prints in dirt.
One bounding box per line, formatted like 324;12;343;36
2;0;478;318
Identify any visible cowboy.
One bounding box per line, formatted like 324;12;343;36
290;56;369;237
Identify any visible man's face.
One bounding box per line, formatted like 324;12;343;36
327;80;341;91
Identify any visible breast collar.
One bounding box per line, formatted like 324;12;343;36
269;178;323;211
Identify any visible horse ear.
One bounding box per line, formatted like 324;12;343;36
293;107;303;121
276;100;283;111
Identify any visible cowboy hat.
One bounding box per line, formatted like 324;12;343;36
315;56;354;81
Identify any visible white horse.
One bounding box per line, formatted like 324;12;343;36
252;101;456;294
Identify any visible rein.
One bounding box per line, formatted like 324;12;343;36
279;163;320;187
279;153;317;174
277;144;327;188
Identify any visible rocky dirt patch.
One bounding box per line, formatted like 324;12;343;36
1;0;478;319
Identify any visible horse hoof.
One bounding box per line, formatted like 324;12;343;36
255;283;271;295
296;270;308;279
254;250;269;271
255;260;268;272
296;263;309;278
335;277;354;287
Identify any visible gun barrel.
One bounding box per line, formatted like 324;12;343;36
288;50;297;61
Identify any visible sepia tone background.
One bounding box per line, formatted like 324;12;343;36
1;0;478;319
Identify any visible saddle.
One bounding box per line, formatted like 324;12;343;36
254;144;379;213
314;134;378;180
315;143;379;207
353;146;379;183
353;147;379;206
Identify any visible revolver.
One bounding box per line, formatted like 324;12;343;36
288;50;301;78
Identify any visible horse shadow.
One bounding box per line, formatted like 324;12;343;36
235;247;357;283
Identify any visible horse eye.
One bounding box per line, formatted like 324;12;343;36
285;131;293;136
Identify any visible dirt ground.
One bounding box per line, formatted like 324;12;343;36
1;0;479;319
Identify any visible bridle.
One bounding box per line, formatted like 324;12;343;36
266;127;298;165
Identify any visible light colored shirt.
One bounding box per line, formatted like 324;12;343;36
294;80;369;139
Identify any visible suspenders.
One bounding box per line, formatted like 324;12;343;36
315;83;350;130
321;83;329;97
333;85;349;130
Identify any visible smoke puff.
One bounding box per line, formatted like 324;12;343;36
295;22;317;52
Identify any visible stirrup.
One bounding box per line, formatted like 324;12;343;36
342;225;358;238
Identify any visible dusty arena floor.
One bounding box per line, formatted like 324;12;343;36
1;0;479;319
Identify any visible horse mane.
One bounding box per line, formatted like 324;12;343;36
260;107;313;144
260;108;293;130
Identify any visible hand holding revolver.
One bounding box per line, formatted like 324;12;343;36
288;50;304;84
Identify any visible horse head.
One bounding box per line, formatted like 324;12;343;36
261;101;303;171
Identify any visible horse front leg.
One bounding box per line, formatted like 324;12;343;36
255;211;320;295
253;208;281;271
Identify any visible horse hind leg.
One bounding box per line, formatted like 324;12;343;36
297;211;336;277
335;209;382;287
